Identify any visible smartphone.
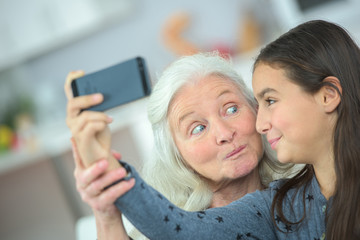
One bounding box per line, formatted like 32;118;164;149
71;56;152;112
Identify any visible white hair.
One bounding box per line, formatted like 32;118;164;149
144;51;292;207
127;52;293;238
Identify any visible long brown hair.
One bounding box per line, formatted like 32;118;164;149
253;20;360;239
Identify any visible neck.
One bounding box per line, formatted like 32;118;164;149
313;153;336;200
209;169;263;208
311;115;338;200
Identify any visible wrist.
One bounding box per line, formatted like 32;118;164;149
94;211;129;239
106;154;121;172
94;212;122;227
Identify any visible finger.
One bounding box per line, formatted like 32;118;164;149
100;178;136;203
78;159;109;189
71;137;85;169
64;70;85;100
79;121;108;141
66;94;104;119
86;167;128;197
68;111;111;137
67;113;109;137
111;150;122;160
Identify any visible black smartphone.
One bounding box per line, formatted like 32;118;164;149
71;56;152;112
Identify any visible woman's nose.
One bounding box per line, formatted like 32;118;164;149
215;120;235;145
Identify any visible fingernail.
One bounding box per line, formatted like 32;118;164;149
107;115;113;123
93;93;102;102
128;178;136;185
97;159;107;168
117;167;126;176
112;151;121;160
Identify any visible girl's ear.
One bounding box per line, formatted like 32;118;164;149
317;76;342;113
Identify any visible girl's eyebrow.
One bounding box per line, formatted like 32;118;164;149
256;88;277;100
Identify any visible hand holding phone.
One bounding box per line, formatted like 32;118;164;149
71;56;152;112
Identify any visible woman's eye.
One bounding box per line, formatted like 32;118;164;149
191;125;205;135
226;106;238;115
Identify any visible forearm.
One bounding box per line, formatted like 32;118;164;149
114;162;235;239
114;161;275;239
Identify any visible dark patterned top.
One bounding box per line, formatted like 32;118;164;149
115;162;329;240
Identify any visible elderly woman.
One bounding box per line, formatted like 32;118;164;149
65;52;290;239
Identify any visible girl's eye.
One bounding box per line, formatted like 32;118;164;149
265;99;276;106
191;124;205;135
226;106;238;115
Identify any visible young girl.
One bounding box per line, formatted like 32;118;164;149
70;20;360;239
252;19;360;239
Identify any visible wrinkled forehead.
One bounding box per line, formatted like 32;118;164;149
168;75;251;125
170;74;246;108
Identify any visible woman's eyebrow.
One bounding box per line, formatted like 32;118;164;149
217;90;232;98
178;89;235;125
179;111;194;125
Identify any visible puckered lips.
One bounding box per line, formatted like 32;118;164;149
225;145;247;159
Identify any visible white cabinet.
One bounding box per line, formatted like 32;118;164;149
0;0;134;71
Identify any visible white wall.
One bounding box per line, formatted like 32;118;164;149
0;2;257;238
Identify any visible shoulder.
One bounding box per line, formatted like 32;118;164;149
233;178;290;210
268;178;288;192
225;181;285;217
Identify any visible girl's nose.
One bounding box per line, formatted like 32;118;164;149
256;108;271;134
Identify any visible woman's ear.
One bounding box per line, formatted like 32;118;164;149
317;76;342;113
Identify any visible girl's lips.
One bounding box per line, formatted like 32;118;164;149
226;145;246;159
268;137;281;150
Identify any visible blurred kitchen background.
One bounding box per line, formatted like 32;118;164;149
0;0;359;239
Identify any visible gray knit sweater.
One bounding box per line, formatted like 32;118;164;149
115;162;329;240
